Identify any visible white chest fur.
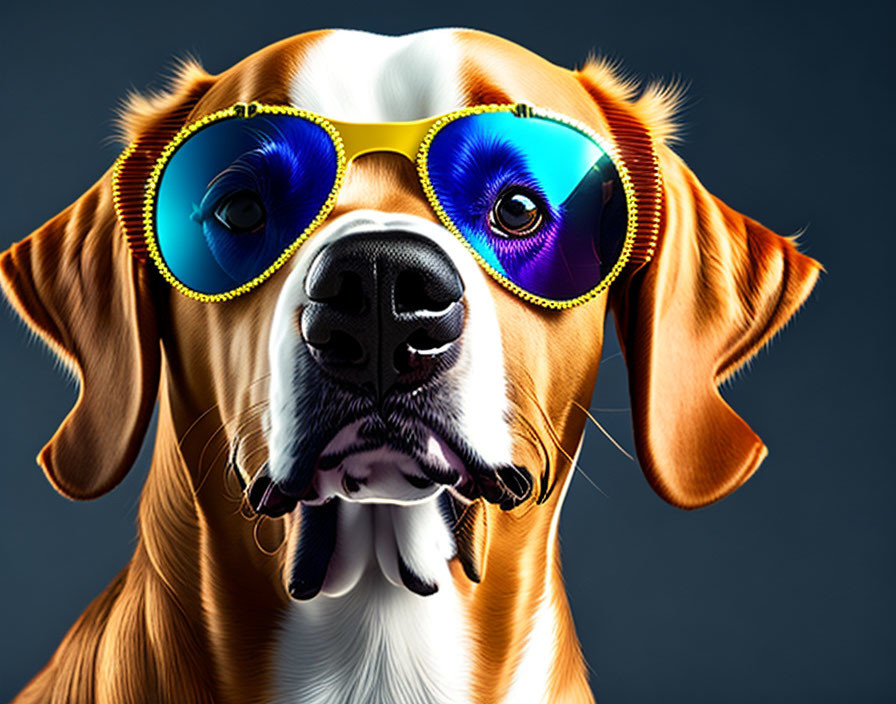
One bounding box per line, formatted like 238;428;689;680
271;504;470;704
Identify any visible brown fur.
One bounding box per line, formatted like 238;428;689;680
1;29;820;704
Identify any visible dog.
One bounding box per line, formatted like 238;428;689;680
1;28;820;704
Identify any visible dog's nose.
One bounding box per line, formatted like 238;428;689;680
301;232;465;397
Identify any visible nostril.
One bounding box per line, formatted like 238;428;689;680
312;271;367;315
308;329;366;366
394;270;459;313
301;232;466;397
394;329;457;377
393;344;433;377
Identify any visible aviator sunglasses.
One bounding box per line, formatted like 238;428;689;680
113;101;663;308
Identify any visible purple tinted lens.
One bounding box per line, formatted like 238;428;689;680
426;111;628;303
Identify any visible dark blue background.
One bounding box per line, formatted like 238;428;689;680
2;0;893;701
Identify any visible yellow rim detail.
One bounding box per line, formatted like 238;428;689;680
138;102;347;303
416;104;639;310
114;101;644;308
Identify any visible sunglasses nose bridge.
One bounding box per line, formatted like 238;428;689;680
333;118;437;164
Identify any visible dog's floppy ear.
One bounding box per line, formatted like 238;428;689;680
612;153;821;508
0;62;214;499
0;178;158;500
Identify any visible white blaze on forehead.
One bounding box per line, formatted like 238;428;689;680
289;29;465;121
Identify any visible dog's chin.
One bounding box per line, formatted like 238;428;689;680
247;421;468;601
277;428;467;601
247;414;532;601
278;485;461;602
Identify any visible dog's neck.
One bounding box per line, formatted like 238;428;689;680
119;376;590;704
13;364;589;704
274;564;467;704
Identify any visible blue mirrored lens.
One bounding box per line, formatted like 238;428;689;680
155;113;338;295
426;111;628;302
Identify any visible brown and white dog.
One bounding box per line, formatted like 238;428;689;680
1;28;820;704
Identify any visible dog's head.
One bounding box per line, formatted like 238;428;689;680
1;29;820;600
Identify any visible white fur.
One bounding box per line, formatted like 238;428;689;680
389;500;456;584
319;499;371;598
273;499;468;704
289;29;465;122
267;29;520;704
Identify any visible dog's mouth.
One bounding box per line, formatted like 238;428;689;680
303;419;467;504
245;415;531;600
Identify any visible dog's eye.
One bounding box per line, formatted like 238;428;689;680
490;187;544;238
214;191;266;234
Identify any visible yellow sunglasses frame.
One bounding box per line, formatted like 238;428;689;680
112;101;650;308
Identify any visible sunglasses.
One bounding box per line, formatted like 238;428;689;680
112;101;662;308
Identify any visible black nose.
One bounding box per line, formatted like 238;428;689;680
300;232;465;398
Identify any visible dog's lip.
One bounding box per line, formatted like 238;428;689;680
247;419;468;517
312;418;467;489
245;418;533;601
247;415;533;517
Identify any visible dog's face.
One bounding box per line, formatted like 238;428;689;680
156;31;621;597
0;29;820;606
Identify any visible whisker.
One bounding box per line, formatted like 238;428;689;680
195;398;270;474
515;385;573;464
512;379;609;500
571;400;634;461
570;462;610;498
253;517;286;556
509;418;551;502
177;372;272;448
194;401;270;497
238;441;273;474
228;438;247;491
220;423;272;489
600;351;622;364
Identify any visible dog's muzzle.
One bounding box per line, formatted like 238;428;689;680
245;218;531;599
300;231;465;398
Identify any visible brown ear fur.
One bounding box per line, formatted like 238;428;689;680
612;154;821;508
0;63;214;499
